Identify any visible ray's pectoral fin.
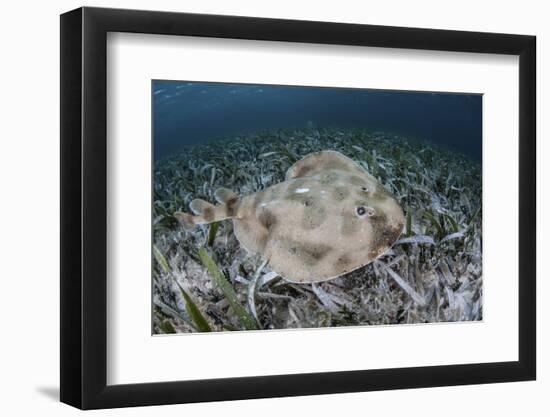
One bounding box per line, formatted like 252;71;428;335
234;202;278;256
174;190;241;231
214;187;238;204
233;219;269;256
173;211;196;231
213;187;240;216
285;150;366;180
173;198;216;231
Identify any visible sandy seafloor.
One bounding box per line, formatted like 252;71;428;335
152;128;482;334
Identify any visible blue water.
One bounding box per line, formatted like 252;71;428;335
153;81;482;161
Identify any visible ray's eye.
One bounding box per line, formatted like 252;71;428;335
361;186;370;192
356;206;375;218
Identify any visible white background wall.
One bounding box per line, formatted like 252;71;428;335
0;0;546;415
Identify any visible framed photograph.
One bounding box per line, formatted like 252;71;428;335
60;6;536;409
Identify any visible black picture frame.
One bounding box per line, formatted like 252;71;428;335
60;6;536;410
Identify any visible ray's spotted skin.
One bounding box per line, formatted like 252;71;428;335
174;150;405;283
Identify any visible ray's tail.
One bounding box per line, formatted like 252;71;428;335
174;187;240;230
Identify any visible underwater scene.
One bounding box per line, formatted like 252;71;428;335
152;81;482;334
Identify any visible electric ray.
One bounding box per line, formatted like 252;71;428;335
175;150;405;283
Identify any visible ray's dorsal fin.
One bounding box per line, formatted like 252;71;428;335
214;187;238;204
285;150;366;180
173;198;217;231
214;188;240;217
189;199;215;218
174;190;241;231
173;212;196;231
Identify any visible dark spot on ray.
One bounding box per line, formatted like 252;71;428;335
389;221;405;240
323;160;347;171
225;196;239;217
256;233;268;252
368;212;402;252
341;214;360;235
368;247;381;259
369;212;388;235
202;206;214;222
258;209;277;230
335;254;353;270
318;171;339;185
293;164;313;178
349;175;366;186
285;239;332;266
302;204;326;230
332;185;350;200
300;243;332;265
